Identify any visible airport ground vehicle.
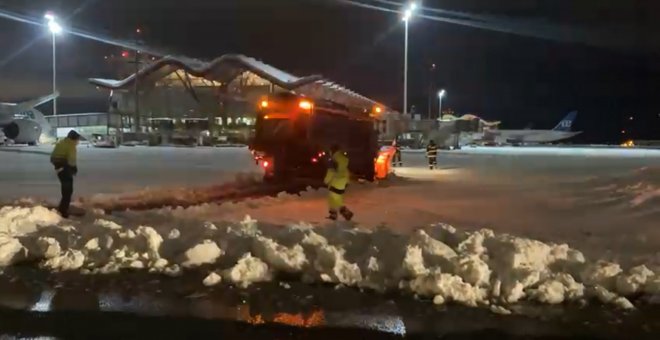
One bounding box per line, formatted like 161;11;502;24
251;93;379;181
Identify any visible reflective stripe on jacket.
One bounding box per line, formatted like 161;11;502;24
426;144;438;157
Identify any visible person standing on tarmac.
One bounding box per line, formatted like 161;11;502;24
391;136;402;167
50;130;80;217
426;139;438;169
324;144;354;221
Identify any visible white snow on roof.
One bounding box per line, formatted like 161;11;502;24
235;55;299;84
89;78;123;87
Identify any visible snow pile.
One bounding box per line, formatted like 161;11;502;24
223;253;272;288
0;205;658;313
181;240;223;268
0;206;61;236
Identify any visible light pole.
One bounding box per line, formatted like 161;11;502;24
402;3;416;116
45;13;62;116
437;89;446;119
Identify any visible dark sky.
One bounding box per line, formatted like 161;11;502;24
1;0;659;142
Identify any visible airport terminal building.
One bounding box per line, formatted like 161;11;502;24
89;54;402;145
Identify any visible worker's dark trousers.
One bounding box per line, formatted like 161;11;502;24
392;149;402;166
57;169;74;216
428;156;437;169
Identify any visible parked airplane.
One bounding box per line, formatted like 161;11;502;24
0;93;56;145
471;111;580;145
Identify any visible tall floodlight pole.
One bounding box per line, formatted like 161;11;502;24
402;3;416;116
437;89;446;119
45;13;62;116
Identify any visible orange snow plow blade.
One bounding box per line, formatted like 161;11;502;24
375;146;396;180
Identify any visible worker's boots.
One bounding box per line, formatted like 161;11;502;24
340;207;354;221
327;210;338;221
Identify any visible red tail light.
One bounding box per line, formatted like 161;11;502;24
262;161;270;168
311;157;318;163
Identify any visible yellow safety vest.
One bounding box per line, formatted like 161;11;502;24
50;138;77;167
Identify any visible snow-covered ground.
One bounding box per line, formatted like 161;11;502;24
0;145;259;201
1;144;659;313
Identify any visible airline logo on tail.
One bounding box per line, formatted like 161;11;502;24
552;111;577;132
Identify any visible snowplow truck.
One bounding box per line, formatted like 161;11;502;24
251;93;379;182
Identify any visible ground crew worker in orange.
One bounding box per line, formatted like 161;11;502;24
50;130;80;217
324;144;353;221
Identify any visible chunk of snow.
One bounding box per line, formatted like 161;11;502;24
0;206;61;236
401;245;429;277
589;285;618;305
163;264;182;277
168;229;181;239
253;236;307;273
42;250;85;271
182;240;223;268
129;260;145;269
136;226;163;259
150;258;169;270
237;215;259;236
457;230;490;255
223;253;272;288
99;262;120;274
203;222;217;231
410;230;457;267
302;230;328;247
117;229;136;239
36;237;61;259
84;238;100;251
454;255;491;287
616;265;654;296
612;296;635;310
203;272;222;286
580;261;622;290
94;219;122;230
489;305;512;315
486;235;551;272
532;280;566;304
310;242;362;286
0;237;26;266
407;269;486;307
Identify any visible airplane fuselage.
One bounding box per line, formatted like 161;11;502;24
469;129;582;145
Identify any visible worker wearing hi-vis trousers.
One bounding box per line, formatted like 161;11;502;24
324;145;354;221
426;140;438;169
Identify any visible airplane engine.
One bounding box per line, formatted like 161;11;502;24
2;119;42;145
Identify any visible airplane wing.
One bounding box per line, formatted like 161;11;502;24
15;92;59;111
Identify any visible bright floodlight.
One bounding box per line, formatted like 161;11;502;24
402;9;413;21
48;20;62;34
44;13;55;21
410;3;417;11
438;89;446;98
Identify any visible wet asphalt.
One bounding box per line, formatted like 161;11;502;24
0;266;658;339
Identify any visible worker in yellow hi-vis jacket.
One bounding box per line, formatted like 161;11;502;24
50;130;80;217
324;144;353;221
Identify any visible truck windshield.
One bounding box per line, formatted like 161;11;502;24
255;117;291;144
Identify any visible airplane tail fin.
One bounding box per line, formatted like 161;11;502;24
552;111;577;132
15;92;59;111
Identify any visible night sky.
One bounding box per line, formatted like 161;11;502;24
1;0;659;142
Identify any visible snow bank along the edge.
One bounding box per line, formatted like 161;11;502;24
1;205;659;314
